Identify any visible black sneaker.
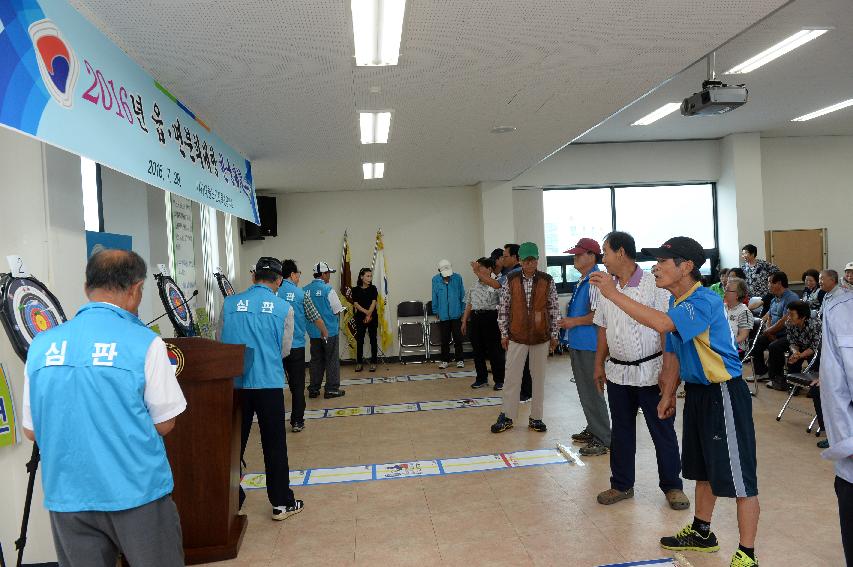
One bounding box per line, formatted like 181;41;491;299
528;418;547;432
291;422;304;433
354;364;363;372
272;500;304;521
520;394;532;403
659;523;720;553
493;382;504;391
307;390;320;399
571;428;593;442
490;412;513;433
579;439;608;456
324;390;346;399
471;380;489;389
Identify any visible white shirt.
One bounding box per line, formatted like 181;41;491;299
23;336;187;429
592;267;669;387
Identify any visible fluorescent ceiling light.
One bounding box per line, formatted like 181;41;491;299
362;162;385;180
725;29;829;74
631;102;681;126
791;98;853;122
352;0;406;66
359;111;392;144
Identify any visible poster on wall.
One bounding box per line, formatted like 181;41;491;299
0;363;20;448
170;194;196;297
0;0;259;223
85;231;132;258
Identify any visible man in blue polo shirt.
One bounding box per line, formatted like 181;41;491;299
559;237;611;457
221;257;303;521
591;236;760;567
23;250;186;567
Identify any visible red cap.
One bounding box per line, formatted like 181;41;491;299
564;237;601;255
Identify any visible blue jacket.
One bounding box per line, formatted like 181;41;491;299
431;273;465;321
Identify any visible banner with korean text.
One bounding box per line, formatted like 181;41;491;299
0;0;259;223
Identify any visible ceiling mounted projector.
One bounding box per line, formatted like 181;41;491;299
681;80;748;116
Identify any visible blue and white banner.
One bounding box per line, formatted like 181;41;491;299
0;0;259;223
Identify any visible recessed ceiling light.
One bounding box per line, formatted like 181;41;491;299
351;0;406;66
362;162;385;180
490;126;517;134
359;111;392;144
631;102;682;126
791;98;853;122
725;29;829;74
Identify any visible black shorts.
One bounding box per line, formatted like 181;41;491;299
682;378;758;498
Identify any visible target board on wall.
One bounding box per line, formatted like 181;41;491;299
215;272;236;298
154;273;196;337
0;274;68;362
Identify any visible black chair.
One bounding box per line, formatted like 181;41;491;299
741;318;765;397
397;301;427;364
776;348;820;428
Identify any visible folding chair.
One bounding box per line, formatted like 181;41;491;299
776;348;820;426
740;318;765;397
397;301;427;364
424;301;446;360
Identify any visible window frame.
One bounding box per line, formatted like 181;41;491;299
544;182;719;294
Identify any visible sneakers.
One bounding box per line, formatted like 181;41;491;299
597;487;634;505
490;412;514;433
665;489;690;510
324;390;346;399
493;382;504;391
291;422;304;433
520;394;532;404
456;360;465;368
471;380;489;389
571;428;593;443
730;549;759;566
354;364;363;372
765;381;787;391
438;361;449;369
579;439;608;457
307;390;320;399
369;364;377;372
272;500;304;521
660;523;720;553
818;438;829;449
528;417;547;432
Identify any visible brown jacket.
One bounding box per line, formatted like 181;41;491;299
507;270;553;345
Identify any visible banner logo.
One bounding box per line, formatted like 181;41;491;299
29;19;79;108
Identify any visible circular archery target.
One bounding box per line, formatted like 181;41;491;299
155;274;195;337
215;272;235;297
0;275;67;362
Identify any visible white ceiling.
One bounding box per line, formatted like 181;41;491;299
577;0;853;143
70;0;789;192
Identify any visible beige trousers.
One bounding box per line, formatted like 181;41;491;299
502;340;548;421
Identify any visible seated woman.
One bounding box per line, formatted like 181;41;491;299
800;268;824;315
724;277;754;355
767;300;821;391
710;268;729;299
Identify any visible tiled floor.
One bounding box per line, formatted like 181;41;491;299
217;355;843;566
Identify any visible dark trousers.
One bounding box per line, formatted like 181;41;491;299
759;293;773;317
284;347;306;425
309;335;340;392
606;380;683;493
239;388;295;509
469;311;504;384
355;319;378;364
811;385;825;430
440;318;464;362
836;476;853;566
521;356;532;398
751;333;789;378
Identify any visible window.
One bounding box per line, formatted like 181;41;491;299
544;183;718;293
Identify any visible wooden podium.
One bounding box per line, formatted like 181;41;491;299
163;337;248;564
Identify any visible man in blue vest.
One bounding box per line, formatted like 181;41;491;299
221;257;303;521
22;250;187;566
304;261;346;399
278;259;328;432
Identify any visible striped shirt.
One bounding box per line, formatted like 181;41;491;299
464;277;500;310
592;266;669;387
725;303;754;351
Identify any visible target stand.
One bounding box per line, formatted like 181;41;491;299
214;271;236;298
154;273;196;337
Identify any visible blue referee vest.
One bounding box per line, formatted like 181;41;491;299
221;284;290;389
278;280;307;349
303;279;340;338
26;302;173;512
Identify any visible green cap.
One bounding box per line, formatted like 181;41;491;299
518;241;539;260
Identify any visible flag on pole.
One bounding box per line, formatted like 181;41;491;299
372;229;393;351
340;230;357;357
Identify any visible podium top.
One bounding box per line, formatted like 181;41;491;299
165;337;246;382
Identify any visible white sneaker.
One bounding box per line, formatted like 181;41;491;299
456;360;465;368
438;361;448;369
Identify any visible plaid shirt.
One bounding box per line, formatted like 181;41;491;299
464;276;500;310
304;295;321;322
742;258;779;297
785;317;822;353
498;272;560;339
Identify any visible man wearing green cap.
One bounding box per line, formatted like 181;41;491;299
491;242;560;433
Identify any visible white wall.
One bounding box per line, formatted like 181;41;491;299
241;186;483;356
718;133;765;267
761;135;853;271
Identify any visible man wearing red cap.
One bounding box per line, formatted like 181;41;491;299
559;238;611;457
